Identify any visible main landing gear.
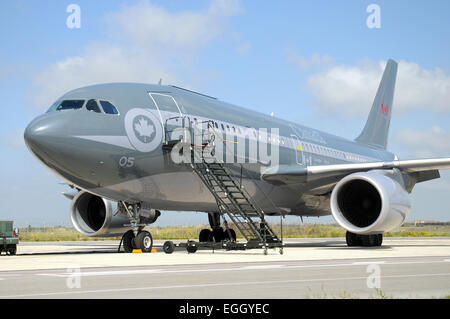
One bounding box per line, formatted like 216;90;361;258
346;231;383;247
198;212;237;243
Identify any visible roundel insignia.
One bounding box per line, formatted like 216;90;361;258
125;108;163;153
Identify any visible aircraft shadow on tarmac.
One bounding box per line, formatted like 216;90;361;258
9;241;407;256
11;238;450;256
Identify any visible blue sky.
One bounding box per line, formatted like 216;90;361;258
1;0;450;226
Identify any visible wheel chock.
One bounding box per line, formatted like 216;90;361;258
131;248;157;253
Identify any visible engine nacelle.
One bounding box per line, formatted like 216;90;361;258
70;191;131;237
330;171;411;235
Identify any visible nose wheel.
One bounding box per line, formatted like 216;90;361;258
121;230;135;253
120;230;153;253
136;231;153;252
119;202;156;253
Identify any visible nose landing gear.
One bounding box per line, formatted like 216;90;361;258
120;230;154;253
118;202;157;253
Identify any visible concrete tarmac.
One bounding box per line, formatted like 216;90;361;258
0;237;449;298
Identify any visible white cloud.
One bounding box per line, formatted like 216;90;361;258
287;51;332;70
107;0;240;53
395;126;450;158
31;0;241;110
305;59;450;117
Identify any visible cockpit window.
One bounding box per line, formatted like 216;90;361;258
86;99;101;113
99;100;119;115
46;100;61;113
56;100;85;111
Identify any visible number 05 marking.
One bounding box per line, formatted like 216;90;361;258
119;156;135;167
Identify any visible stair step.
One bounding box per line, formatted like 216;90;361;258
188;146;281;243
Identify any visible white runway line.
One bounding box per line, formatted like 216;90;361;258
352;261;386;265
36;265;287;277
3;272;450;299
34;259;449;278
240;265;285;270
38;269;164;277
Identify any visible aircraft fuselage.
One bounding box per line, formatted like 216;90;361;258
24;83;396;217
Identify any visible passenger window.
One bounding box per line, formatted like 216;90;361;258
151;94;179;113
99;101;119;115
56;100;85;111
86;99;101;113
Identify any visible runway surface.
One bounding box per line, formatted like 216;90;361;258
0;237;449;298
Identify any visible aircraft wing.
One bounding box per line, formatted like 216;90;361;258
261;157;450;185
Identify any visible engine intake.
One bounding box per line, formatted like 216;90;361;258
331;171;410;234
70;191;130;237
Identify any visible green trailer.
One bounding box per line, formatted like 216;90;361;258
0;220;18;255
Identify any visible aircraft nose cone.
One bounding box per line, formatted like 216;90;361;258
24;117;47;151
24;116;58;161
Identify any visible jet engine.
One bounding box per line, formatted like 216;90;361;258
330;171;411;235
70;191;131;237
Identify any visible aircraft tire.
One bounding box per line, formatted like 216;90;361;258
346;231;361;246
373;234;383;246
135;231;153;253
361;234;381;247
378;234;383;246
122;230;136;253
361;235;371;247
212;228;224;242
223;228;237;242
199;229;213;242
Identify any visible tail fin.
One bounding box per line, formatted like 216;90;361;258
355;59;398;149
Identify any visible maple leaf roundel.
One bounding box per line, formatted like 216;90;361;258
125;108;163;152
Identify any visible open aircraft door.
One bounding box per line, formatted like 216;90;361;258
148;92;186;143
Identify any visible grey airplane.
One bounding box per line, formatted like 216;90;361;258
24;59;450;253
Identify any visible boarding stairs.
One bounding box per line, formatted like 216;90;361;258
162;117;283;252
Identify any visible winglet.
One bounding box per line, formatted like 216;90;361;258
355;59;398;149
